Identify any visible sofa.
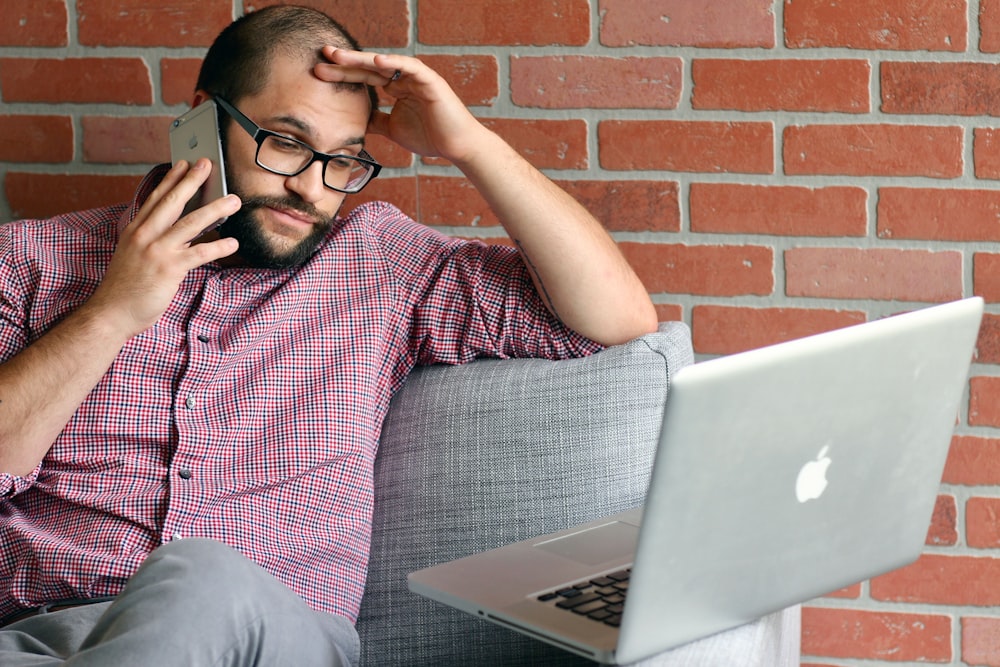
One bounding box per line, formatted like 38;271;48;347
355;321;801;666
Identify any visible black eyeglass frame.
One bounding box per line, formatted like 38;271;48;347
213;96;382;194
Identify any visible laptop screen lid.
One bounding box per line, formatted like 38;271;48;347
408;298;982;665
616;297;982;662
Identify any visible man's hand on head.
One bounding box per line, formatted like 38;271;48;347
313;47;490;166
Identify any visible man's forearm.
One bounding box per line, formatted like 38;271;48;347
453;129;658;346
0;304;131;477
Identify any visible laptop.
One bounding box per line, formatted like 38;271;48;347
408;297;984;664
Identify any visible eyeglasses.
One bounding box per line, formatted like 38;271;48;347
213;96;381;194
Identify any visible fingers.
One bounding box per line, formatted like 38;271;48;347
132;158;213;233
316;46;413;86
125;159;241;263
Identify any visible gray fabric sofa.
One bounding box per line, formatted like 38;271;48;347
356;322;801;665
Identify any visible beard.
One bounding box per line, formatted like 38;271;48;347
216;193;337;270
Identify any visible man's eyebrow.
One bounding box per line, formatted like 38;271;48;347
266;115;365;148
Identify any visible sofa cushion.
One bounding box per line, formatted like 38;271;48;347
356;323;693;665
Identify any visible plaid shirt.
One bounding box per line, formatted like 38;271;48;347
0;166;601;623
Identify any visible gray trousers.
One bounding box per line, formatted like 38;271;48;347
0;538;359;666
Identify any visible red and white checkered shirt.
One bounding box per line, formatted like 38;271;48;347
0;166;601;623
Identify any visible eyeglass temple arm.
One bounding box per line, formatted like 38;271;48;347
213;97;260;139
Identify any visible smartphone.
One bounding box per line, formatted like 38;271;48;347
168;100;229;238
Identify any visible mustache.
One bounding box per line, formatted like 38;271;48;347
238;194;329;225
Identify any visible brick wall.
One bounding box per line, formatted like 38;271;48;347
3;0;1000;664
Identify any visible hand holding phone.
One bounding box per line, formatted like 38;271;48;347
168;100;229;239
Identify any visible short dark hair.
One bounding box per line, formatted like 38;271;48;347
196;5;378;115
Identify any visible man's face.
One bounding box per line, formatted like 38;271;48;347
217;54;372;269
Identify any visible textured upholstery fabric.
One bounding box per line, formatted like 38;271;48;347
356;322;800;665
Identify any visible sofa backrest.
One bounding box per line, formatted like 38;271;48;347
357;322;694;665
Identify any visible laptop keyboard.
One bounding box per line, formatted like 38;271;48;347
536;568;630;627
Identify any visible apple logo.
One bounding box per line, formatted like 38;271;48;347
795;445;832;503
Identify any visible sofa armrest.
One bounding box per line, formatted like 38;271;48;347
357;323;693;665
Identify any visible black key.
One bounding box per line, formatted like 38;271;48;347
594;586;617;596
604;614;622;627
557;588;581;598
602;593;625;605
571;599;609;615
588;609;613;621
538;592;559;602
606;603;625;615
590;576;616;587
556;593;603;610
606;570;630;582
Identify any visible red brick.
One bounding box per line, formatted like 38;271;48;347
974;253;1000;303
927;495;958;546
0;0;67;46
600;0;775;48
825;583;862;599
5;172;143;220
974;128;1000;179
0;58;152;105
364;134;413;170
982;0;1000;53
77;0;231;47
871;553;1000;606
967;497;1000;548
692;59;870;113
801;606;952;662
161;58;202;106
0;116;73;163
691;305;865;355
599;121;773;174
511;56;682;109
976;313;1000;363
417;0;589;46
419;55;498;107
785;247;963;302
82;116;172;165
883;62;1000;115
479;119;588;170
339;176;418;220
247;0;410;48
689;183;867;237
878;188;1000;242
419;178;677;235
970;376;1000;428
785;0;966;51
618;243;774;296
963;616;1000;665
943;436;1000;485
783;125;963;178
416;176;496;227
554;180;680;233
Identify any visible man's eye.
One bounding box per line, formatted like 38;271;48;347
270;136;302;152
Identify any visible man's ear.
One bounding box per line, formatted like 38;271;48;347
191;90;211;107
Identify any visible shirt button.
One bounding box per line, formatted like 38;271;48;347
185;396;196;409
178;468;193;480
197;334;210;343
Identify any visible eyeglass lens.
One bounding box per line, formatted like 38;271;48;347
258;135;373;192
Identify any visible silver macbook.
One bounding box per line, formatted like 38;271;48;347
408;297;983;664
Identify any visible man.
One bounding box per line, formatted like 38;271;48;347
0;6;656;665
